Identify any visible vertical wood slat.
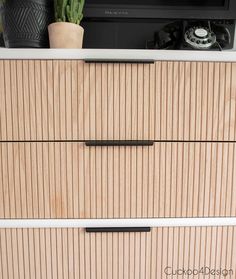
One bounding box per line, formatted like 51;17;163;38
0;227;235;279
0;142;235;219
0;61;236;141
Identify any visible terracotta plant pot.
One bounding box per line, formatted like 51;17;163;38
48;22;84;49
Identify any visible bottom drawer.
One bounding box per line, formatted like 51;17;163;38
0;226;235;279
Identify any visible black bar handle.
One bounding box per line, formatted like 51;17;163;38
85;60;155;64
85;140;154;147
86;227;151;233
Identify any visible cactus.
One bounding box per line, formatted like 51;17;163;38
54;0;85;25
66;0;84;25
54;0;68;22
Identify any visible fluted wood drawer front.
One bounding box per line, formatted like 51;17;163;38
1;142;236;219
0;227;235;279
1;60;236;141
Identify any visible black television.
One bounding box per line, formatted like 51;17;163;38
84;0;236;20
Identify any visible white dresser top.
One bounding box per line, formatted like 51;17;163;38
1;48;236;62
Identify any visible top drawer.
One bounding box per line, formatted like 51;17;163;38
0;60;236;141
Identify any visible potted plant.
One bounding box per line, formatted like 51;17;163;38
1;0;53;48
48;0;85;48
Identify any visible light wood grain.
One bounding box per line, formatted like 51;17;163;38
0;227;235;279
0;142;235;219
0;60;236;141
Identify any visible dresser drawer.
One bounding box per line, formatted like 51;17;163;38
1;60;236;141
0;142;235;219
0;226;235;279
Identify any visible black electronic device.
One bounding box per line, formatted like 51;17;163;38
81;0;236;50
146;20;233;50
84;0;236;20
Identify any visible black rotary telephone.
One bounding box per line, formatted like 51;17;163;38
146;21;182;50
146;20;231;51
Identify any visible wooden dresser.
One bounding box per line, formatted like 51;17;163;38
0;59;236;278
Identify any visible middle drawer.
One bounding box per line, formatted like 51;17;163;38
0;142;235;219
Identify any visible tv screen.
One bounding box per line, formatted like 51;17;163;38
84;0;236;19
86;0;227;8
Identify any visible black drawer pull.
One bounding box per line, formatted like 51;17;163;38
85;140;154;147
85;60;154;64
86;227;151;233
